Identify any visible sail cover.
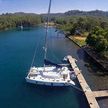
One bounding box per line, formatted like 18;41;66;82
44;59;62;68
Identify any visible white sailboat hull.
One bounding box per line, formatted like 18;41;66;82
26;66;75;87
26;77;74;86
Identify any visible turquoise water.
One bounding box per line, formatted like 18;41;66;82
0;27;89;108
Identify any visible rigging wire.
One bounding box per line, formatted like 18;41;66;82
44;0;52;64
30;40;39;67
30;34;42;68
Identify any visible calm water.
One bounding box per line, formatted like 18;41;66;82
0;27;107;108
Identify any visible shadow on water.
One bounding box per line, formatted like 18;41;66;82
74;41;108;108
77;47;106;76
77;47;108;108
77;48;86;60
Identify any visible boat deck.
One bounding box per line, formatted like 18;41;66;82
67;55;108;108
27;66;71;84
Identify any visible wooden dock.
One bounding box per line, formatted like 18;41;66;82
93;90;108;98
67;55;108;108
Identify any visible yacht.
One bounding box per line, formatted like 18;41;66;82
25;0;75;86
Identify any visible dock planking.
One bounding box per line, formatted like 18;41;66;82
67;55;107;108
93;90;108;98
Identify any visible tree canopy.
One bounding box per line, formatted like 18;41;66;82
86;27;108;52
0;13;41;31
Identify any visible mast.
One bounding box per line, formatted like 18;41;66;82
44;0;52;67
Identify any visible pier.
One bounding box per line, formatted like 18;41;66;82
93;90;108;98
67;55;108;108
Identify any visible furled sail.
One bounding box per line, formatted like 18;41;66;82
44;59;62;68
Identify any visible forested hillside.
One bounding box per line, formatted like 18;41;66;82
52;11;108;58
1;10;108;31
42;10;108;20
64;10;108;17
0;12;41;31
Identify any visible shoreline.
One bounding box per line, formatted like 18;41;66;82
65;31;108;108
66;35;108;73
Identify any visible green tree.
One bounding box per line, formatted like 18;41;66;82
95;37;108;52
86;33;97;47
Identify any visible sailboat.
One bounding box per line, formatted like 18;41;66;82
25;0;75;86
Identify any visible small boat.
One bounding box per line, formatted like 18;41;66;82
20;25;23;30
63;56;68;61
25;0;75;87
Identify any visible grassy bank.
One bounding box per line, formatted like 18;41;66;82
68;35;86;47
